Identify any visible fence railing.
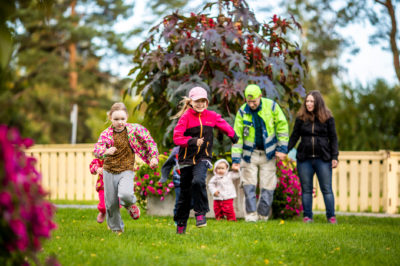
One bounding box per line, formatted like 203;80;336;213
26;145;400;214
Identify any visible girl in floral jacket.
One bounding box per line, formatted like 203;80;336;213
94;102;159;233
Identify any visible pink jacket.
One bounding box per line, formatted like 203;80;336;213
173;108;237;165
93;123;159;165
89;158;104;192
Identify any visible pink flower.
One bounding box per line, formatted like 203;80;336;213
148;186;156;194
154;172;160;176
160;196;165;201
149;180;154;184
166;188;170;193
168;182;174;188
136;182;142;186
157;189;163;195
286;196;292;202
144;174;149;179
164;152;168;155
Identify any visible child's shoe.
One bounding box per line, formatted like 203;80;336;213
328;216;337;224
127;204;140;220
97;212;105;223
176;224;187;234
303;217;313;223
195;213;207;228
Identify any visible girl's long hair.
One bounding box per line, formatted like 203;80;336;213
107;102;128;121
171;97;192;119
297;90;332;123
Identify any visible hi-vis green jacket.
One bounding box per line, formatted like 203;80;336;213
231;98;289;164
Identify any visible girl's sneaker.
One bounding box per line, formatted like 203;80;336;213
127;204;140;220
97;212;105;223
195;214;207;227
328;216;337;224
303;217;313;223
176;224;187;234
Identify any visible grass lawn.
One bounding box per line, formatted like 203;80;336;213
38;208;400;265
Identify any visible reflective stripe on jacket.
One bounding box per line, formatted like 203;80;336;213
231;98;289;164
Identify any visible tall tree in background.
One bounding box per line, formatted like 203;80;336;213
2;0;135;143
129;0;308;151
330;80;400;150
281;0;399;86
336;0;399;83
280;0;355;95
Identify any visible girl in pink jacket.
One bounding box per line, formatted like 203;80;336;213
172;87;238;234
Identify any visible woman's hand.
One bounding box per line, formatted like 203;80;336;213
149;157;158;169
214;191;220;197
332;159;338;168
104;147;117;155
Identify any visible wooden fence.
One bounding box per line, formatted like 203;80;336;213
26;145;400;214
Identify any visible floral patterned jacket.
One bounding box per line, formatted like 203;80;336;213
93;124;159;166
89;158;104;192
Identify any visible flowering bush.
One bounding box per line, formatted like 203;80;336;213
272;158;303;219
134;154;174;209
0;125;57;265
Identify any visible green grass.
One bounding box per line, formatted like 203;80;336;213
39;209;400;265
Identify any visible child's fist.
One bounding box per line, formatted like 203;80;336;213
105;147;117;155
149;157;158;169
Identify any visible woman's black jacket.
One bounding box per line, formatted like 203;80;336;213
288;117;339;162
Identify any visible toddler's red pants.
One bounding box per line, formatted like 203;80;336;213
213;199;236;221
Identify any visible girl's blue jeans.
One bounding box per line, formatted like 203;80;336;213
297;158;335;219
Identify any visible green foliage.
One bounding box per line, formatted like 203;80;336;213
329;79;400;150
129;0;308;150
1;0;134;144
38;208;400;265
134;154;174;209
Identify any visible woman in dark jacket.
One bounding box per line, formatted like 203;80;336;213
288;90;339;224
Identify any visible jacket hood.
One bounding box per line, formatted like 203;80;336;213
213;159;230;176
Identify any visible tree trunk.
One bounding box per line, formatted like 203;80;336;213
69;0;78;91
377;0;400;83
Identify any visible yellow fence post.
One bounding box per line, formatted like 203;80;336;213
386;151;399;214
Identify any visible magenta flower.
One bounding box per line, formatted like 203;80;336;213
144;174;149;179
149;180;154;184
0;125;56;262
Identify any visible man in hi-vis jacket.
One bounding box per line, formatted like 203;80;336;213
231;84;289;222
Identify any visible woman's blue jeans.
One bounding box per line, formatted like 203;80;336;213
297;158;335;219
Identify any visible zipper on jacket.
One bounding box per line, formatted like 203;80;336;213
312;121;315;157
193;113;203;165
205;141;209;156
183;147;187;160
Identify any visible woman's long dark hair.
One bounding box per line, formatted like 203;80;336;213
297;90;332;123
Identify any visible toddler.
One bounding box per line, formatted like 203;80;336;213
208;159;240;221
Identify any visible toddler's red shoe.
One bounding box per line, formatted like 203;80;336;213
127;204;140;220
97;212;105;223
